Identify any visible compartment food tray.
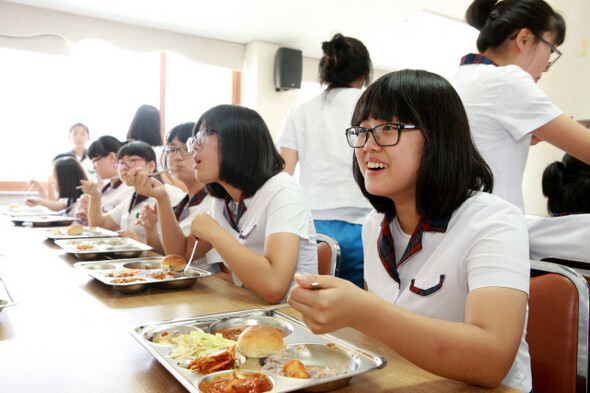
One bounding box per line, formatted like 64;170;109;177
10;215;78;227
74;257;212;293
0;277;17;312
44;226;119;240
131;307;387;392
55;237;152;260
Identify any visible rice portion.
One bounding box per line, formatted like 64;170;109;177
262;350;347;379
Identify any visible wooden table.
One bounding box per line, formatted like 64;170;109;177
0;216;522;392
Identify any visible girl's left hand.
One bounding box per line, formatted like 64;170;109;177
25;197;41;207
118;229;143;242
287;274;370;334
137;204;158;229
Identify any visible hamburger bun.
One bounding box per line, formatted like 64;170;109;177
67;224;84;235
161;254;187;272
237;325;286;358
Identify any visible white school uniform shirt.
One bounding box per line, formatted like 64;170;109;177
451;62;562;211
75;150;97;182
527;214;590;262
173;193;221;273
276;88;372;224
100;180;134;214
107;183;184;240
209;172;318;301
363;192;531;392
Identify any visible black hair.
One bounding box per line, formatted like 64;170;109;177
87;135;125;160
162;122;196;169
351;69;493;218
126;104;163;146
116;140;157;172
195;105;285;198
69;123;89;135
466;0;566;52
319;33;372;89
53;152;76;161
542;154;590;214
53;156;87;199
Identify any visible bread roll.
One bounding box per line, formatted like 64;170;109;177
67;224;84;235
237;325;285;358
161;254;187;272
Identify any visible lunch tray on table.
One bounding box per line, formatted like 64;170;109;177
55;237;153;260
131;306;387;392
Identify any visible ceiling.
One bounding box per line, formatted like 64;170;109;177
5;0;480;77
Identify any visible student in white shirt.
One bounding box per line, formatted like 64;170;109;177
527;153;590;262
82;141;184;241
288;70;532;392
451;0;590;211
126;122;220;273
76;136;134;220
179;105;317;304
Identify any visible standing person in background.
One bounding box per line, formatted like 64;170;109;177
527;154;590;262
76;135;134;221
276;33;372;288
451;0;590;212
126;104;165;171
25;154;87;217
68;123;95;181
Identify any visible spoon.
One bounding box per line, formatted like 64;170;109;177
184;238;198;276
149;166;178;177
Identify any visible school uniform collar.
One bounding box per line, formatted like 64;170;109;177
460;53;498;66
173;189;208;221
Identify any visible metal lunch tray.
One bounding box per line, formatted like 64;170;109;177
1;205;61;217
55;237;153;260
44;226;119;240
74;257;212;293
131;307;387;392
10;215;78;227
0;277;17;313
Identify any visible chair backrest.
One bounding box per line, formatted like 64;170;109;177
528;260;590;393
316;233;341;276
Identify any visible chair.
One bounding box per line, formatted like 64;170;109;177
316;233;341;276
527;260;590;393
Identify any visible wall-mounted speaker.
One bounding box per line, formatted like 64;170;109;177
274;47;302;91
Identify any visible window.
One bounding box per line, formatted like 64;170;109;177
0;40;234;185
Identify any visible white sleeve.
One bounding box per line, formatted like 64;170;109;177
276;107;299;151
106;197;128;226
527;214;590;262
265;182;312;240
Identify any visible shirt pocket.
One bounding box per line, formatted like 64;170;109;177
239;224;257;240
409;274;446;296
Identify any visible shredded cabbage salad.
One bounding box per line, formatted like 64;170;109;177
168;331;236;360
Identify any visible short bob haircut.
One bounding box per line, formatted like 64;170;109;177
162;122;195;169
195;105;285;198
126;104;163;146
542;153;590;214
88;135;125;160
53;156;87;199
116;140;157;173
351;69;493;218
466;0;566;52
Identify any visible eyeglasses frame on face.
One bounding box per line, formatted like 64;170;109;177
345;123;419;148
116;157;146;169
164;145;192;158
186;129;216;152
536;35;562;68
91;156;105;166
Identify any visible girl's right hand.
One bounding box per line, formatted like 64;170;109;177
126;167;166;199
80;180;101;197
25;197;41;207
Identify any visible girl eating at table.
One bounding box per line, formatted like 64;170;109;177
288;70;532;392
126;122;221;273
82;140;184;240
179;105;317;304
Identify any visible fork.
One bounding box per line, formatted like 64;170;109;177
184;238;198;276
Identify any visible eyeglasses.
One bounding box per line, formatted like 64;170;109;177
345;123;419;148
537;36;562;68
163;146;192;157
91;156;104;166
115;157;145;169
186;129;216;153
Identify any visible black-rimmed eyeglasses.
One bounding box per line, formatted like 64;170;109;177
186;129;216;152
538;36;562;68
163;146;192;157
345;123;419;148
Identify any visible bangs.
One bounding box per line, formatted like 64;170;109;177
117;141;156;163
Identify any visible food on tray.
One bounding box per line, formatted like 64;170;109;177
75;242;96;251
237;325;285;358
283;359;309;379
187;347;236;374
152;330;190;345
67;224;84;235
215;325;251;341
8;203;20;210
148;270;175;280
168;331;236;360
111;277;146;284
263;349;349;379
161;254;187;272
104;269;141;278
198;371;273;393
